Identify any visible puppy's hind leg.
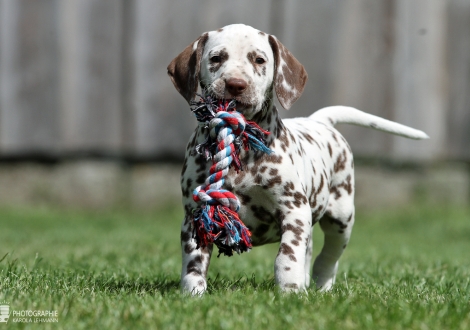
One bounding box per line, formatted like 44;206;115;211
312;193;355;291
180;214;213;295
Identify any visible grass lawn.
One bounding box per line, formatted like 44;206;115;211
0;202;469;329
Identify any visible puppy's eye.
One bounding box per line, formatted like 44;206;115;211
210;56;221;63
255;57;265;64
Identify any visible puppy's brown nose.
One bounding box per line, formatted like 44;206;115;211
225;78;248;97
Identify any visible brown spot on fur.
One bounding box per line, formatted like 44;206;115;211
284;181;294;192
289;131;296;143
186;259;202;276
279;131;290;147
309;174;325;208
265;112;272;125
284;283;298;289
282;223;304;242
327;143;333;157
284;200;294;209
267;175;282;188
291;240;299;246
300;131;314;144
331;132;338;143
194;154;207;173
181;158;188;176
265;154;283;163
252;223;270;238
184;243;194;254
330;186;341;200
251;205;277;224
288;255;297;262
339;175;353;195
280;242;295;256
234;171;246;185
334;149;347;173
330;175;353;199
312;208;322;222
250;165;259;176
196;173;206;185
293;192;307;207
209;49;229;73
181;231;191;242
237;191;252;205
186;177;193;191
247;51;266;76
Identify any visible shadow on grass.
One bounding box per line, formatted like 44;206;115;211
1;254;276;296
91;276;181;295
206;273;276;293
0;261;181;296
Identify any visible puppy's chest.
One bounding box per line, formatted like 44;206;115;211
223;156;287;245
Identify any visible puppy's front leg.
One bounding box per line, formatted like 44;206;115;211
180;215;213;295
275;206;312;292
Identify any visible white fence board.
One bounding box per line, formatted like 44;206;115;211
59;0;123;152
448;0;470;159
0;0;60;153
392;0;447;160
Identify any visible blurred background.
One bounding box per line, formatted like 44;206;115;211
0;0;469;210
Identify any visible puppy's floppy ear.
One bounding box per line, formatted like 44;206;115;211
167;33;209;103
268;35;308;110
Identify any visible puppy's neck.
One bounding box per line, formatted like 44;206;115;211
249;99;285;147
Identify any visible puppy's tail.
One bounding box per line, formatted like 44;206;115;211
310;106;429;140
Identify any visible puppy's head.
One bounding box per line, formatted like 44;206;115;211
167;24;307;118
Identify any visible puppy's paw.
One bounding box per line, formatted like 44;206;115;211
181;274;207;295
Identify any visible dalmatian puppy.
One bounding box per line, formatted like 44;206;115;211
167;24;428;294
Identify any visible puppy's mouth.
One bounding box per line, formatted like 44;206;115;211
234;101;252;113
202;92;253;114
201;86;256;113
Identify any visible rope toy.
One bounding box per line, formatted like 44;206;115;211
190;94;273;256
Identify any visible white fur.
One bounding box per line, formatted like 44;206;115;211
312;106;429;140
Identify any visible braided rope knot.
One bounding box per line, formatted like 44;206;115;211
193;111;246;211
189;95;272;256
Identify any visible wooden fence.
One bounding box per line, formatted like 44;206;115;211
0;0;468;162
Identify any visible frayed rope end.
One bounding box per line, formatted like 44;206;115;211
192;204;252;257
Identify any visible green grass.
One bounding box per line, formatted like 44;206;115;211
1;203;469;329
